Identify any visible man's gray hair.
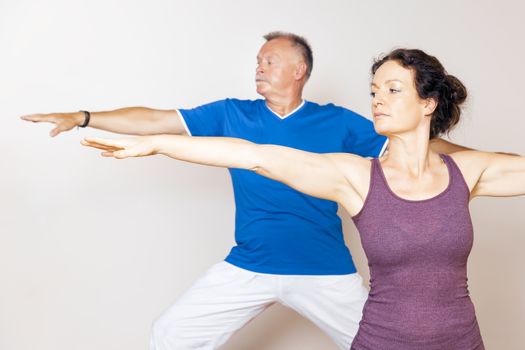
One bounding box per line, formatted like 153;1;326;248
263;31;313;80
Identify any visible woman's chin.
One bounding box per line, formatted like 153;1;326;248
373;124;391;137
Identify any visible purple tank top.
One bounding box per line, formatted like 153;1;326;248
351;154;484;350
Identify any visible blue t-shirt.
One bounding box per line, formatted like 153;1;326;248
179;98;387;275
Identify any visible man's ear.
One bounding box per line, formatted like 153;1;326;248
294;62;308;81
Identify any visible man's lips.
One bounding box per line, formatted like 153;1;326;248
373;112;389;118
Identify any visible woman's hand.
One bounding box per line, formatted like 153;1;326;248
81;137;158;159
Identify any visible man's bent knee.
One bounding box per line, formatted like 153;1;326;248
150;315;210;350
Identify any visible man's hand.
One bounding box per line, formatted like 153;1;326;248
81;137;158;159
21;112;84;137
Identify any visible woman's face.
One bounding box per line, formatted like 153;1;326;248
370;60;434;137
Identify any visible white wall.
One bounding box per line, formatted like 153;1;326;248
1;0;524;349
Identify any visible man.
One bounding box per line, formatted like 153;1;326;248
22;32;465;349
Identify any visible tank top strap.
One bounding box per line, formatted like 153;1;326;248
369;157;389;195
352;158;384;220
370;157;382;186
439;153;471;197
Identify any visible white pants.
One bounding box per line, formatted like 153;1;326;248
150;261;368;350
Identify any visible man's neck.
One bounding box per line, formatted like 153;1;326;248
265;95;304;117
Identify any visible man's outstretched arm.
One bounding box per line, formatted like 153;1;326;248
21;107;186;137
429;138;520;156
429;138;472;154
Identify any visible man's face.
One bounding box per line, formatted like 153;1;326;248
255;38;303;98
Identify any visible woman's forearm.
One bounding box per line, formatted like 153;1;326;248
153;134;259;170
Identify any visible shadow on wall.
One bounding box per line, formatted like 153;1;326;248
222;304;338;350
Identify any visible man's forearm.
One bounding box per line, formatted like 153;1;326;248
87;107;185;135
22;106;186;137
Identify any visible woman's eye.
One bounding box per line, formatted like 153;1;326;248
370;92;376;98
389;88;400;93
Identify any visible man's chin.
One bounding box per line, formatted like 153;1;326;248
256;86;269;96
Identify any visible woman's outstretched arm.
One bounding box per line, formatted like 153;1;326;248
452;151;525;197
82;134;366;204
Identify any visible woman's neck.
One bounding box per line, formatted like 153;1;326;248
383;130;440;178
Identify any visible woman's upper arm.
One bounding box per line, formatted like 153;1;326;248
452;151;525;198
325;153;372;204
254;146;367;204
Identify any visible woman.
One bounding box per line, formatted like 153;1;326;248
83;49;524;349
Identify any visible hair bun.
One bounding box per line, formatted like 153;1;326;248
445;75;467;104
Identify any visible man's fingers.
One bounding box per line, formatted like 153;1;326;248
21;114;46;122
50;126;63;137
22;113;62;123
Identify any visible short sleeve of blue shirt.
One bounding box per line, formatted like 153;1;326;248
178;99;230;136
342;108;387;157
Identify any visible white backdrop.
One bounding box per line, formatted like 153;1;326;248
1;0;524;349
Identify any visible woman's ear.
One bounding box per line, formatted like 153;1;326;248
424;97;438;117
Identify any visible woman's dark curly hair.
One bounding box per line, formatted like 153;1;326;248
371;49;467;139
